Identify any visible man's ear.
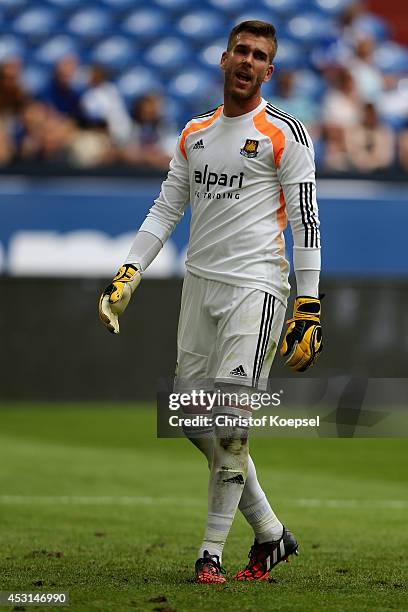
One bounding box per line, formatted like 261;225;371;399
263;64;274;83
220;50;228;71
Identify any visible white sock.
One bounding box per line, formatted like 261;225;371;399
184;420;283;553
198;406;249;562
239;456;283;543
185;429;282;546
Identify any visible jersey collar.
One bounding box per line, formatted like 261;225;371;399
219;98;267;124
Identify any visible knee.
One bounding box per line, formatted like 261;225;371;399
218;432;248;455
213;383;252;456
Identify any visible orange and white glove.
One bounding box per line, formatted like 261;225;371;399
280;296;323;372
98;264;142;334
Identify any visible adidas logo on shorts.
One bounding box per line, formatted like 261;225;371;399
193;138;205;149
230;365;246;377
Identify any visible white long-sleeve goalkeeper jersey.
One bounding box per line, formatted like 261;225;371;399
140;97;320;305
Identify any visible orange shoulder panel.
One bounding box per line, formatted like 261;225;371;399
179;106;223;159
253;108;285;168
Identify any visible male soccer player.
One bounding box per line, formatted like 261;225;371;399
99;20;322;584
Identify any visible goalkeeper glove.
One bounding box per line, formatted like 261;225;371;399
99;263;142;334
280;296;322;372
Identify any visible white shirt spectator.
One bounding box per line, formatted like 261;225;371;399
81;66;132;145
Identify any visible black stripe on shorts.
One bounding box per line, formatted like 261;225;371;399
252;294;275;387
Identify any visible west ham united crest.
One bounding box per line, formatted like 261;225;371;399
240;139;259;158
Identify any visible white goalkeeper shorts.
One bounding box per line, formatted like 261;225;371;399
175;272;286;391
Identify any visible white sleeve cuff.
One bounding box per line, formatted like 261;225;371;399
295;270;320;298
293;247;321;298
293;246;321;271
125;231;163;272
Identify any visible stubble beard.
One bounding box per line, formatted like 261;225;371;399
225;69;264;102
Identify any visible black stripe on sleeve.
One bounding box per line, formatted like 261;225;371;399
306;182;315;248
308;183;320;248
299;183;309;247
300;182;320;248
266;103;309;148
192;106;219;119
265;108;300;144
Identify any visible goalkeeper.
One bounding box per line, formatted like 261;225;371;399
99;19;322;584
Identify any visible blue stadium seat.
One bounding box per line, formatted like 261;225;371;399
45;0;82;9
12;7;59;39
292;68;325;101
34;35;79;65
234;10;279;26
206;0;253;16
144;37;192;76
164;94;190;126
352;13;390;42
374;42;408;73
176;10;227;43
116;66;163;103
274;38;306;69
168;67;220;104
286;13;338;46
259;0;303;17
311;0;354;16
309;41;345;70
199;38;226;71
152;0;195;13
0;34;26;61
121;8;170;42
101;0;141;8
0;0;28;10
91;36;137;70
22;64;49;95
66;7;114;40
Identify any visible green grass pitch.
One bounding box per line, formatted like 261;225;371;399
0;404;407;611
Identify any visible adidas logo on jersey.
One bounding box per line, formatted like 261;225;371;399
193;138;205;149
230;365;247;377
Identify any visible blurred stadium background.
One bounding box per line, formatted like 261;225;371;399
0;0;407;399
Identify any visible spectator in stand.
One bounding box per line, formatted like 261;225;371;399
16;101;48;161
68;121;117;168
378;74;408;132
0;58;29;127
268;70;319;135
321;67;361;130
121;93;176;169
16;100;75;163
338;2;366;47
398;121;408;171
80;65;133;146
349;35;384;102
36;114;76;162
345;102;395;172
0;121;14;165
42;55;84;122
319;124;350;172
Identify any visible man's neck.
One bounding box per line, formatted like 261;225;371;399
223;91;262;117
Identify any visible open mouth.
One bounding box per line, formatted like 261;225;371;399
235;71;252;85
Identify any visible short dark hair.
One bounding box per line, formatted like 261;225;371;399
227;20;278;62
